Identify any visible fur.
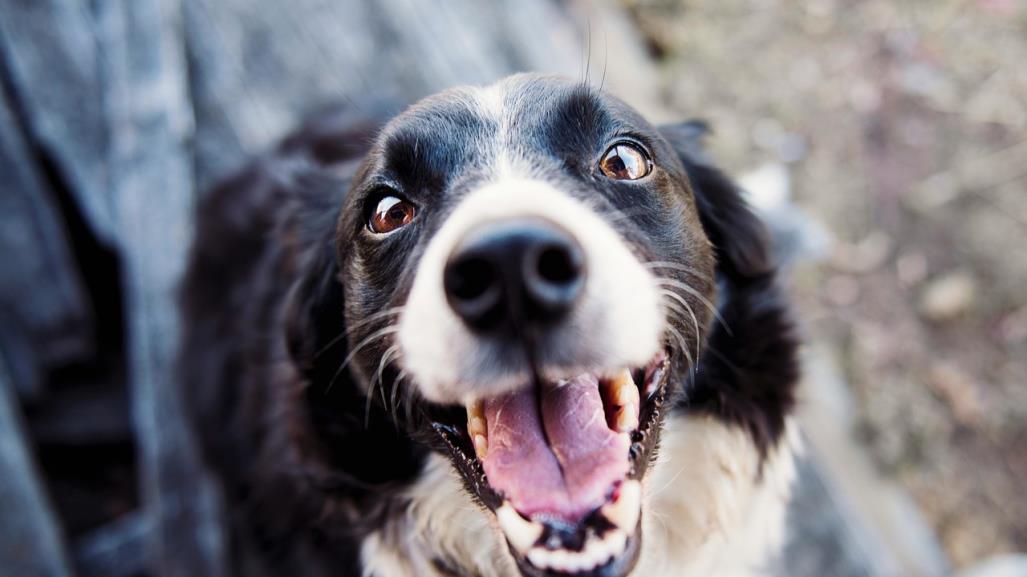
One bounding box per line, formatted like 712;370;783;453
179;74;800;577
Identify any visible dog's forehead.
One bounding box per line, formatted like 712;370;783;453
378;75;643;168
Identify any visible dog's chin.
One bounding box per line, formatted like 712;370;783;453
427;351;672;577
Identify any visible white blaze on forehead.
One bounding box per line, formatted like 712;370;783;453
471;74;560;181
398;177;664;404
474;79;516;179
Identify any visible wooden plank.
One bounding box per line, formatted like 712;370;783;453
95;0;227;575
0;0;114;245
0;356;76;577
182;0;586;187
73;512;150;577
0;62;93;402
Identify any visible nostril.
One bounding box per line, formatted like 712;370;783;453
523;236;585;318
536;244;581;286
448;256;495;302
445;219;586;332
444;253;504;331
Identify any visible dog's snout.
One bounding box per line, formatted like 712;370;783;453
444;219;585;332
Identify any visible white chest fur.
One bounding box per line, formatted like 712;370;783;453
361;416;800;577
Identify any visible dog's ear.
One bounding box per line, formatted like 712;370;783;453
284;240;347;382
659;121;772;280
659;121;797;460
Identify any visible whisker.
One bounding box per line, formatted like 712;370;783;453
365;344;400;428
660;301;697;357
314;306;405;360
664;324;695;376
391;368;411;424
643;260;706;280
403;384;420;426
653;277;733;336
584;16;592;86
659;290;702;365
326;325;400;393
647;464;688;501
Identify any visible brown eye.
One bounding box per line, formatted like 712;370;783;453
369;195;416;234
598;142;652;180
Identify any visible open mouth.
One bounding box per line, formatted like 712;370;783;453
430;351;671;577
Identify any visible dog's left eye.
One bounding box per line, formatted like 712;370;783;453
369;195;416;234
598;142;652;180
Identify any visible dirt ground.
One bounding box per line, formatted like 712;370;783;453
622;0;1027;568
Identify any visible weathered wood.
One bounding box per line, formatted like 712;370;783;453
27;381;132;446
183;0;584;188
96;0;226;576
74;512;150;577
0;356;76;577
0;67;93;402
0;0;113;245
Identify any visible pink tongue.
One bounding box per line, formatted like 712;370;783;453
481;375;630;522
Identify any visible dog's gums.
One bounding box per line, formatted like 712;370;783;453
431;352;670;576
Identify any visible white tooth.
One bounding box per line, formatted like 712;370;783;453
581;549;600;572
527;548;551;570
614;403;638;432
607;370;640;432
612;369;639;406
583;536;605;566
607;530;628;556
549;549;570;571
467;400;488;457
568;552;587;573
473;433;488;459
601;480;642;532
527;548;546;569
468;416;487;437
594;533;613;561
466;401;484;427
496;503;543;553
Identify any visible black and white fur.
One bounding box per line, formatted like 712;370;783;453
180;74;799;577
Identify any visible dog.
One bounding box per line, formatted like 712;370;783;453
180;73;800;577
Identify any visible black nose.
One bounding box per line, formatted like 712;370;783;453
444;219;586;333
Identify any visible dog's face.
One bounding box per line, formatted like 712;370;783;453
336;74;716;577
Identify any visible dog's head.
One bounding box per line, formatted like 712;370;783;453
321;74;760;577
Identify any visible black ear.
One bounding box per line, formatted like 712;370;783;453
284;239;347;383
659;121;772;281
659;121;798;462
280;172;429;492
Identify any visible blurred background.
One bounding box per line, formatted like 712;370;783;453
0;1;1023;576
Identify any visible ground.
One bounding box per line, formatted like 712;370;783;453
622;0;1027;568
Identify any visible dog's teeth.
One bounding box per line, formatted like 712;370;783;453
614;403;638;432
527;548;549;570
606;529;628;557
606;369;640;432
473;433;488;459
611;369;639;406
466;400;485;426
601;480;642;532
468;416;486;437
466;400;488;457
525;528;628;573
497;503;543;553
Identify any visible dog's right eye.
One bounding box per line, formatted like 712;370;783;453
369;195;416;234
598;142;652;181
